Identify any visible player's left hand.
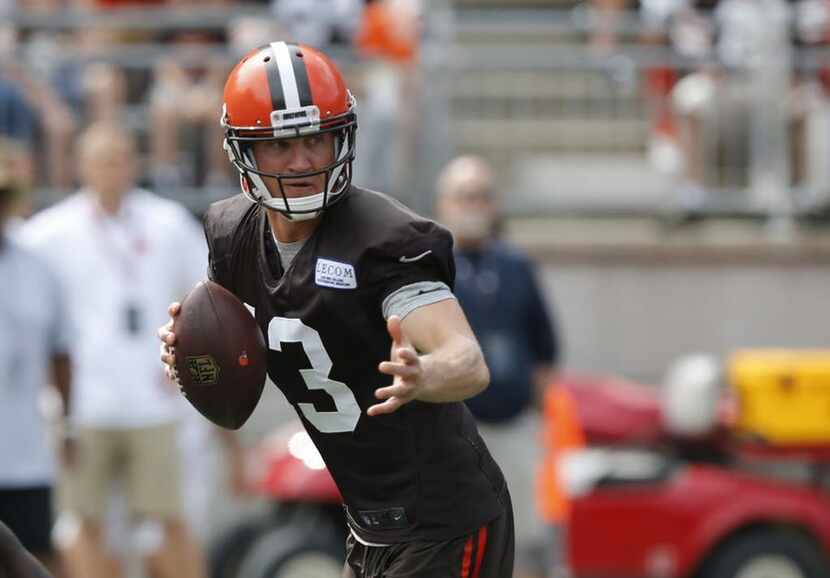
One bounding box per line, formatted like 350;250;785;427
370;316;424;416
158;302;181;386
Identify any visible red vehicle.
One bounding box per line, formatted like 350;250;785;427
208;423;346;578
569;461;830;578
563;370;830;578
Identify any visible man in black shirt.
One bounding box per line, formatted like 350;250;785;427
159;42;513;577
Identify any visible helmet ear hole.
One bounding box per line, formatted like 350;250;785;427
240;144;256;168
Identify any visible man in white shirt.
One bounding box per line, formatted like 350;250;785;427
22;123;209;578
0;138;72;577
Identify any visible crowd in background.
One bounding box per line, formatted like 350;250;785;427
6;0;830;219
588;0;830;214
0;0;421;207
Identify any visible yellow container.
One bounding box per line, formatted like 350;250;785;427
729;349;830;445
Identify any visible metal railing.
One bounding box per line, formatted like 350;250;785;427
422;1;830;226
6;2;830;224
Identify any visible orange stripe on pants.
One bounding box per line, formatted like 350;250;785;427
460;535;473;578
471;526;488;578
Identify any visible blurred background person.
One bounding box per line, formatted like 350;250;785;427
435;155;561;578
639;0;830;214
148;29;230;190
270;0;362;48
0;73;38;158
353;0;420;201
20;122;208;578
0;137;72;578
1;27;76;192
34;2;131;129
587;0;628;55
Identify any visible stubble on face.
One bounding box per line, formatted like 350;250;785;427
252;133;336;199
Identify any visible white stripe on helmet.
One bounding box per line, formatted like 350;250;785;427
271;41;301;110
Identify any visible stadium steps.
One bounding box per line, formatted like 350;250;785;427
442;7;659;212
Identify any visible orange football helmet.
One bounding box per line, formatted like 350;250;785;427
221;42;357;219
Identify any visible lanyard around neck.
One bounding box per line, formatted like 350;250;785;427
90;195;147;281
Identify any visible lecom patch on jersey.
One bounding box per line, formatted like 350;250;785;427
315;258;357;289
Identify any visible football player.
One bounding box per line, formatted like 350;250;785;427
160;42;514;577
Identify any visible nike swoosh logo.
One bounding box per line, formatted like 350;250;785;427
399;250;432;263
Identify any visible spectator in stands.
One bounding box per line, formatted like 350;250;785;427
148;29;230;189
0;77;37;150
21;123;209;578
0;137;73;578
44;17;131;127
1;49;76;190
227;15;277;58
648;0;826;213
583;0;687;185
37;1;145;142
270;0;362;48
435;155;560;578
353;0;420;200
9;1;84;189
588;0;628;54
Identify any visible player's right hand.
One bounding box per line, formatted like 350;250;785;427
371;316;424;416
158;302;181;385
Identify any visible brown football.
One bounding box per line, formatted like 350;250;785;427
173;280;267;429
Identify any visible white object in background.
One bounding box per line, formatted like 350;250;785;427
661;353;722;437
559;448;669;498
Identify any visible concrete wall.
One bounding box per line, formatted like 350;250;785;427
529;244;830;384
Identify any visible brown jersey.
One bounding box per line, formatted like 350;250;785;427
203;186;507;543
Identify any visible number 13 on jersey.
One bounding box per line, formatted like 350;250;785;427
267;316;361;433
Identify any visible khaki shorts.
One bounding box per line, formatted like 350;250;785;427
59;423;182;521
